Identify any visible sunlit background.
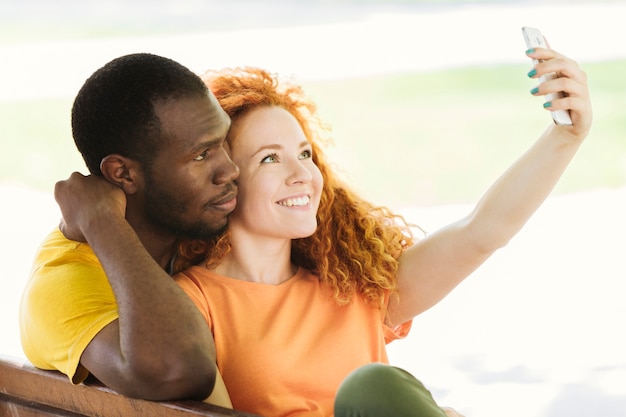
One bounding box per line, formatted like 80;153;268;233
1;1;625;416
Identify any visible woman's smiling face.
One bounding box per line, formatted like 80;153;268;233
226;105;323;241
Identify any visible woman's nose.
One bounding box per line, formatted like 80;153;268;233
287;161;313;184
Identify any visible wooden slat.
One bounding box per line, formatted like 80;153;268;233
0;393;83;416
0;354;261;417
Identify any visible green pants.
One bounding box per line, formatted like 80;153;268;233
334;363;447;417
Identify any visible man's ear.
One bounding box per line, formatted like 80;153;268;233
100;154;142;195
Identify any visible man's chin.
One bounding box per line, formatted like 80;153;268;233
177;221;228;241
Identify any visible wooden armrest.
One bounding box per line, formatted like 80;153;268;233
0;354;261;417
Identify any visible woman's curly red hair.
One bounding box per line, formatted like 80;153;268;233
175;67;417;307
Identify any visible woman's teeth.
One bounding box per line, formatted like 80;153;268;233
278;196;310;207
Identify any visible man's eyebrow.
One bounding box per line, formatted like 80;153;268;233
190;137;223;153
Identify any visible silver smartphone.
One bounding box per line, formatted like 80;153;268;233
521;26;573;126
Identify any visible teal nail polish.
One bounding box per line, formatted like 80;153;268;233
525;48;535;55
527;68;537;78
530;87;539;95
543;101;552;108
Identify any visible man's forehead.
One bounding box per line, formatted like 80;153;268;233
154;93;229;148
205;91;230;120
152;93;221;119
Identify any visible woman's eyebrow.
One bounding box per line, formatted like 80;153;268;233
253;144;281;155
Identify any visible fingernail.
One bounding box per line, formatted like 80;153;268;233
527;68;537;78
530;87;539;95
543;101;552;108
525;48;535;55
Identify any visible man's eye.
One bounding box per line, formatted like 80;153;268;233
194;150;208;161
261;153;278;163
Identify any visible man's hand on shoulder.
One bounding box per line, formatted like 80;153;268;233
55;172;127;242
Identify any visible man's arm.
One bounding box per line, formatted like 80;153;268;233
55;173;216;401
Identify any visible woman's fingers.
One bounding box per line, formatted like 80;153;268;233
526;47;592;136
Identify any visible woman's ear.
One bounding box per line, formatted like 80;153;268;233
100;154;142;195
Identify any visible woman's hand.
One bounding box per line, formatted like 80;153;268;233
441;406;466;417
526;47;592;141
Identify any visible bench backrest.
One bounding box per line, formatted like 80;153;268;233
0;354;260;417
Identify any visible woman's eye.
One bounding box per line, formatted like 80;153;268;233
299;149;312;159
261;153;278;163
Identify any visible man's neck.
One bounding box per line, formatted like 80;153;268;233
124;205;178;271
129;224;177;272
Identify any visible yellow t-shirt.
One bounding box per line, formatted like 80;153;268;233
19;228;118;384
175;266;412;417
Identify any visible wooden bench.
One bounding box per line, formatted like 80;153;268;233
0;354;261;417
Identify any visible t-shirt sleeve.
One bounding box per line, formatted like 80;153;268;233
174;271;213;328
383;319;412;344
381;290;413;344
19;232;118;384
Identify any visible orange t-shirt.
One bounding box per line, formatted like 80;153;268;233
175;266;411;417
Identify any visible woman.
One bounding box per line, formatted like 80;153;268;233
174;46;591;417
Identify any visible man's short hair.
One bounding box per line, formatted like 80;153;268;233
71;53;208;174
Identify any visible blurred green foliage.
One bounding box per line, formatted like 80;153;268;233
2;60;624;207
308;59;626;205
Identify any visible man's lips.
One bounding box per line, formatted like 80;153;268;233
214;195;237;213
210;186;238;212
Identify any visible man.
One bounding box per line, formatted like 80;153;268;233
19;53;238;402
